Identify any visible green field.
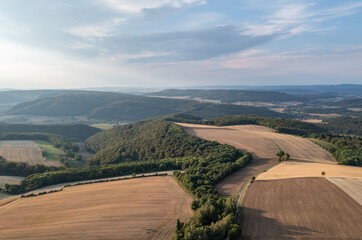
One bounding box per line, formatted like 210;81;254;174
34;140;65;161
91;124;114;130
66;160;86;168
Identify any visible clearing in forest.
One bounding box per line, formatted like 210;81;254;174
0;176;193;240
0;140;61;166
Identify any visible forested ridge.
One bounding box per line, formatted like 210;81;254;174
0;123;100;141
6;92;290;121
86;119;237;166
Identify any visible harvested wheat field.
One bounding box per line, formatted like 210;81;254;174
0;176;193;240
177;123;362;181
241;177;362;240
0;140;61;166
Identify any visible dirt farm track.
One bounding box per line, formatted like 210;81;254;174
0;176;193;240
241;178;362;240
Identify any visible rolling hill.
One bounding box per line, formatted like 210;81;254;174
6;92;290;121
147;89;337;103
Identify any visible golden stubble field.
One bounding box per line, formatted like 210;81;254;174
0;140;61;166
177;123;362;181
0;176;193;240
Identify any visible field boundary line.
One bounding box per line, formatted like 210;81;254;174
235;160;280;220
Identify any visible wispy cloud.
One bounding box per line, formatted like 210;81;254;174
220;45;362;78
242;1;362;37
100;25;278;62
97;0;206;13
67;18;127;38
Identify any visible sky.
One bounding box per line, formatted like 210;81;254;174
0;0;361;89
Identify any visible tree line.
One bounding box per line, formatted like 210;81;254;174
311;133;361;166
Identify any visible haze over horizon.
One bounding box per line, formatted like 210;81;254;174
1;0;362;89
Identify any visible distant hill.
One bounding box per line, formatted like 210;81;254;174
147;89;337;103
0;90;87;105
183;84;362;96
0;123;101;141
6;92;290;121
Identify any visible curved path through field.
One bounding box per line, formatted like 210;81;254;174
0;176;193;240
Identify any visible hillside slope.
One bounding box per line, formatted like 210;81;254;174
86;119;243;166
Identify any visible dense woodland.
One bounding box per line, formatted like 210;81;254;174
86;119;242;166
311;133;361;166
319;117;362;136
0;123;100;141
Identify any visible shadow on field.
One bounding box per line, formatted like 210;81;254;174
240;207;320;240
215;157;277;196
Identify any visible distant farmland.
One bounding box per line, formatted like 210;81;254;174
241;178;362;239
0;176;193;240
0;140;61;166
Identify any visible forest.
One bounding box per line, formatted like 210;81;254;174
0;123;100;141
319;117;362;136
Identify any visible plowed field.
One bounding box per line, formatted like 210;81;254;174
241;178;362;239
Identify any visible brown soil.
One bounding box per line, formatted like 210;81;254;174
241;178;362;240
0;140;61;166
0;176;193;240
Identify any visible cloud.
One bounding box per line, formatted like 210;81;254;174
101;25;277;62
67;18;127;38
97;0;206;13
219;45;362;78
241;1;362;37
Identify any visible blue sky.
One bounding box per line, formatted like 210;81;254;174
0;0;361;89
